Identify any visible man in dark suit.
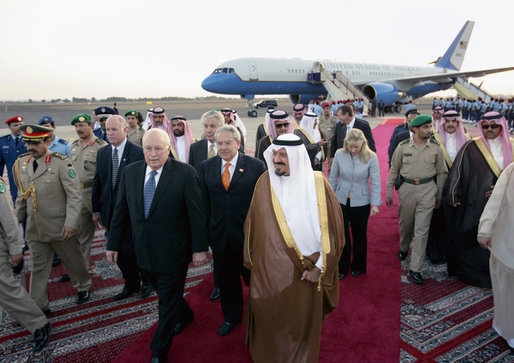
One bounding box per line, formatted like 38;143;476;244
328;105;376;173
387;109;419;165
107;128;208;362
188;110;224;170
198;125;265;336
188;110;225;302
92;115;152;300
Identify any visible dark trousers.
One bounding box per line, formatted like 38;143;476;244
142;264;193;359
339;201;370;274
213;244;250;325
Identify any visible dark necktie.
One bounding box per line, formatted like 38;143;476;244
15;136;19;146
33;159;38;173
143;170;157;219
112;147;119;187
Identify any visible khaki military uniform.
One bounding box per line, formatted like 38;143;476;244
386;137;448;272
128;127;145;146
70;136;107;264
14;151;91;310
318;115;337;173
0;177;48;333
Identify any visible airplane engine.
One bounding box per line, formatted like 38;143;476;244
362;83;400;106
289;94;323;104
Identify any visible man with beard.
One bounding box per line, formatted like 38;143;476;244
387;109;420;165
255;110;296;163
444;111;514;287
432;106;444;132
386;115;447;285
243;134;344;363
145;107;172;135
169;116;194;163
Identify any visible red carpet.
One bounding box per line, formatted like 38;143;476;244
114;124;402;362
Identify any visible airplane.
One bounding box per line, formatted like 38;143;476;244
201;21;514;114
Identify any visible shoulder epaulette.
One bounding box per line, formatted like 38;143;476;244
430;137;440;145
58;138;69;145
399;139;410;145
52;152;67;160
17;152;30;159
95;138;107;145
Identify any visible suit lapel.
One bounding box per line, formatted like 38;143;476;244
31;156;48;180
116;144;130;188
201;139;208;161
135;162;146;217
229;153;245;190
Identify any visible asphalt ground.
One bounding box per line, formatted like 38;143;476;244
0;100;436;146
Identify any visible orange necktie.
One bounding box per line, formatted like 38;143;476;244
222;163;231;190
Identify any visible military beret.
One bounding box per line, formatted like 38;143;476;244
93;106;116;118
71;113;93;125
5;116;23;124
19;124;53;143
38;115;54;125
124;110;138;117
405;109;419;117
409;114;432;128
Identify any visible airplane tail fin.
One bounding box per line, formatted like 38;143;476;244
434;20;474;71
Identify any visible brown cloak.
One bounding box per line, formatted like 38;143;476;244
243;171;344;363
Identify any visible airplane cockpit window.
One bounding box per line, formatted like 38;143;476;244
213;68;223;74
223;68;229;73
212;68;235;74
228;68;234;73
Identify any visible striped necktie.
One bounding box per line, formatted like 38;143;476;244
112;148;119;187
208;143;215;158
143;170;157;219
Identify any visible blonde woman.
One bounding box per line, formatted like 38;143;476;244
329;128;381;279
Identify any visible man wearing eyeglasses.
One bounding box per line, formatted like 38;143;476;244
107;128;208;362
444;111;514;288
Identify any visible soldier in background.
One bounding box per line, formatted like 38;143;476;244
13;125;92;311
125;110;145;146
68;114;108;281
0;116;27;203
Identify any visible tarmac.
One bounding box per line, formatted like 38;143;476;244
0;99;436;147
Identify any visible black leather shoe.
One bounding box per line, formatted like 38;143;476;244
210;286;220;301
409;270;424;285
33;322;51;353
338;273;346;280
140;284;153;299
59;274;70;282
351;271;361;277
114;287;138;301
218;321;237;336
52;254;61;267
398;250;408;261
77;290;91;304
173;313;194;335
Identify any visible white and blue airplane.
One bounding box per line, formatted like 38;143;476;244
201;21;513;107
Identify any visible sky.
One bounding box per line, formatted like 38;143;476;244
1;0;513;101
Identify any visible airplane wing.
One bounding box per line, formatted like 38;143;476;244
381;66;514;84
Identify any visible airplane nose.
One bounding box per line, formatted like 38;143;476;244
201;75;217;92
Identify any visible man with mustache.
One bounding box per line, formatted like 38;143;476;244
13;124;91;312
444;111;514;287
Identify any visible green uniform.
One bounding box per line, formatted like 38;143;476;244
386;137;448;272
128;127;145;146
0;177;48;333
14;151;91;310
70;136;107;265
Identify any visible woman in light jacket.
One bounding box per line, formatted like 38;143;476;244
329;128;381;279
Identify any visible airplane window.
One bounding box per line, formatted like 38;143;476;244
213;68;223;74
223;68;229;73
228;68;234;73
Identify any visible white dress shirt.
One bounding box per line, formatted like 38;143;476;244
489;137;504;169
144;165;163;188
445;132;457;161
175;135;186;162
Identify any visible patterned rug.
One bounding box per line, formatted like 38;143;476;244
0;230;213;362
399;255;513;362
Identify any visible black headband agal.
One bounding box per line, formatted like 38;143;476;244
481;113;502;120
272;137;303;146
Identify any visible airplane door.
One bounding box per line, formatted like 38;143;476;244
248;60;258;80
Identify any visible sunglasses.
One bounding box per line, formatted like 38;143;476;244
482;124;501;130
275;123;289;129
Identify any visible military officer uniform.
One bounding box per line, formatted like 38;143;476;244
386;115;448;281
14;125;91;310
0;116;27;203
0;177;49;335
70;118;107;265
128;127;145;146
